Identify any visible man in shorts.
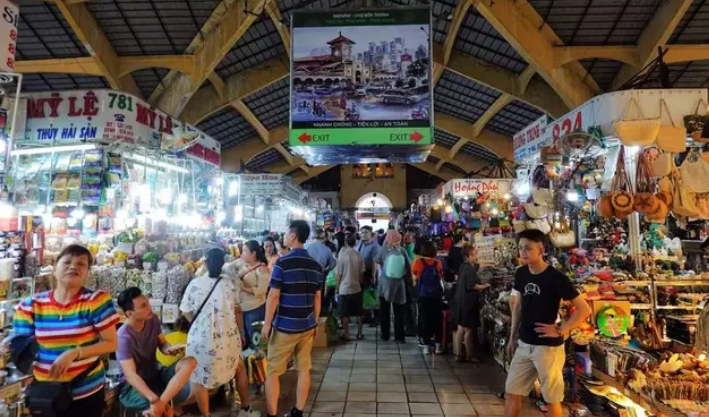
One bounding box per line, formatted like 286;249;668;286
116;287;196;417
263;220;323;417
336;232;366;340
505;230;591;417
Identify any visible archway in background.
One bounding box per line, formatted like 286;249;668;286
355;192;392;230
355;192;393;209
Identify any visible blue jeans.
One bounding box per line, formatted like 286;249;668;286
243;304;266;346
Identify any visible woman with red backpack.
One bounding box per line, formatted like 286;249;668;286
413;240;445;354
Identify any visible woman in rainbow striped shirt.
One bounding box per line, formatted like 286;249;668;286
14;244;120;417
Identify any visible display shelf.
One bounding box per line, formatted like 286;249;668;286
591;368;659;415
656;305;700;310
630;303;653;310
655;280;709;286
623;281;651;286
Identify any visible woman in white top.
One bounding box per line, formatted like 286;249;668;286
237;240;270;347
180;248;258;417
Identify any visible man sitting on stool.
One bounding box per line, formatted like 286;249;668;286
117;287;197;417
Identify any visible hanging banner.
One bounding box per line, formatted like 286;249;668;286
0;0;18;73
182;130;221;167
513;115;547;163
15;90;219;166
239;174;285;196
515;89;708;163
443;178;513;198
238;174;305;204
289;8;433;147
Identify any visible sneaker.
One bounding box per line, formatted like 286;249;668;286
435;344;444;354
422;346;431;354
284;407;304;417
238;406;261;417
417;339;427;348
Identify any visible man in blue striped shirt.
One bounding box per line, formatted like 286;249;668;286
262;220;322;417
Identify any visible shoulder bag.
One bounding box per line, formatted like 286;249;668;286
684;99;707;141
656;99;687;153
613;97;660;146
673;177;699;218
26;358;102;417
187;276;223;330
679;148;709;193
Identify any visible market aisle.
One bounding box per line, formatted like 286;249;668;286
233;325;554;417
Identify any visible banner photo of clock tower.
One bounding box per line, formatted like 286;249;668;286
289;8;433;151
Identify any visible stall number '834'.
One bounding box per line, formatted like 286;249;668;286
2;6;18;71
551;111;583;144
108;93;135;111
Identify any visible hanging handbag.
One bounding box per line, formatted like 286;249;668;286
613;97;661;147
524;203;551;219
597;195;615;218
656;99;687;153
610;147;635;214
684;99;707;141
645;147;673;178
646;200;669;224
634;153;661;216
655;190;673;210
532;188;555;207
696;194;709;219
673;177;700;218
512;219;527;233
25;359;102;417
525;218;552;235
679;148;709;193
549;220;575;248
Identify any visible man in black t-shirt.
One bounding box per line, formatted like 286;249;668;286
504;229;591;417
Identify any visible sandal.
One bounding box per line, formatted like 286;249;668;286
467;356;483;363
455;355;465;362
356;334;364;340
339;334;350;342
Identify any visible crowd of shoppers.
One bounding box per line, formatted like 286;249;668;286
8;219;591;417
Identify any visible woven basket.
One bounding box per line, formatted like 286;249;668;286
656;99;687;153
613;97;660;146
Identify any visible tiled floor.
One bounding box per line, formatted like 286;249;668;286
234;325;551;417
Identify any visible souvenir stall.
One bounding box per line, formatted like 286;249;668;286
441;178;518;236
5;90;226;327
508;88;709;416
0;87;233;412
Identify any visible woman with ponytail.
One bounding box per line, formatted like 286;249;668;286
238;240;271;347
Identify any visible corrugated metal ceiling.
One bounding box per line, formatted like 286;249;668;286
196;107;259;150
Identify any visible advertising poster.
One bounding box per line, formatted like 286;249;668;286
289;8;433;147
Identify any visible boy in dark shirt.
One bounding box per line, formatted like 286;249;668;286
504;230;591;417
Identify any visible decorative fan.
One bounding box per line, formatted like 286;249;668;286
559;130;604;158
596;305;631;338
